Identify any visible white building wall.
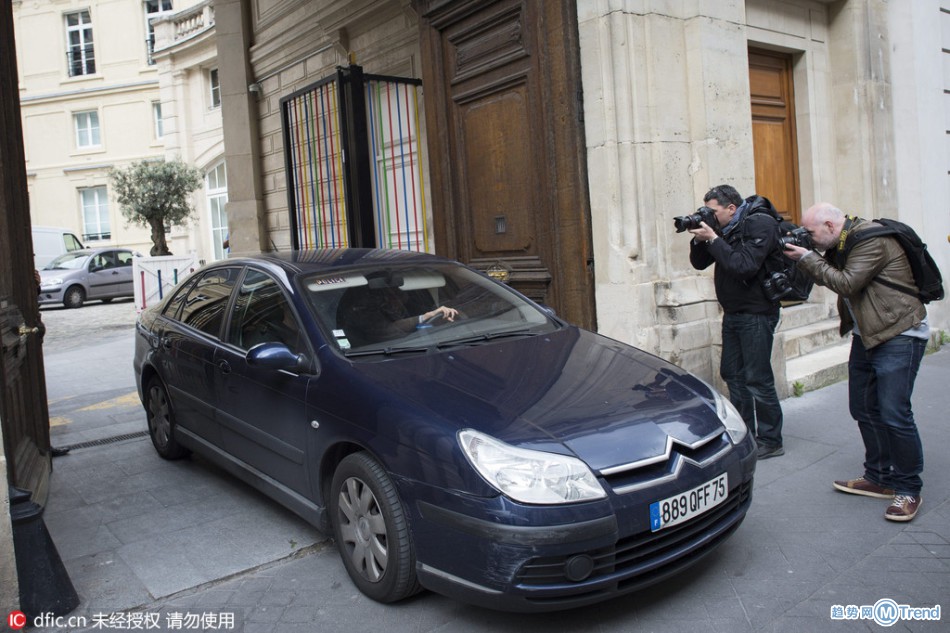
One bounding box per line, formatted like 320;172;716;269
152;0;226;264
14;0;205;261
887;0;950;330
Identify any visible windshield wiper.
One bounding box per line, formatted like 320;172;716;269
436;328;539;349
344;345;433;358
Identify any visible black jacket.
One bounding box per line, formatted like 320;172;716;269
689;196;781;315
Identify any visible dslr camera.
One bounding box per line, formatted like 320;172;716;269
673;206;718;233
779;227;813;249
762;271;794;302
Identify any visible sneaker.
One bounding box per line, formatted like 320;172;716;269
756;444;785;459
832;476;895;499
885;495;921;522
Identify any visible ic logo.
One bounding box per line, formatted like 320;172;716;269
7;611;27;630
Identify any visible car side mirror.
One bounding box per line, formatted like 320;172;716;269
246;342;314;374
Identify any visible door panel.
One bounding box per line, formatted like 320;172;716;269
749;49;801;223
417;0;595;328
217;269;312;497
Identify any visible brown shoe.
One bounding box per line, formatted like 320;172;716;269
832;476;895;499
885;495;921;522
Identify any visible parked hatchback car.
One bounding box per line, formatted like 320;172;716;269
39;247;139;308
133;250;756;612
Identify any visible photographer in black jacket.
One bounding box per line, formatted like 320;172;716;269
687;184;785;459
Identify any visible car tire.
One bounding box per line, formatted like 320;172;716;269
145;378;190;460
63;285;85;309
330;452;420;603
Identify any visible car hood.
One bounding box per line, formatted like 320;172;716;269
346;327;725;473
39;268;81;278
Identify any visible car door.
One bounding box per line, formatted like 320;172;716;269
157;267;239;445
86;250;120;299
112;249;135;296
215;268;313;497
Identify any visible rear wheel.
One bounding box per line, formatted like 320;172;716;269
63;286;85;309
145;378;189;460
330;452;419;603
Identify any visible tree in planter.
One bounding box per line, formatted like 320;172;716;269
110;159;203;256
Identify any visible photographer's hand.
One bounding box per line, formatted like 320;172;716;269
783;243;810;261
688;222;718;243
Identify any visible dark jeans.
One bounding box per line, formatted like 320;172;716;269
849;334;926;496
720;312;783;447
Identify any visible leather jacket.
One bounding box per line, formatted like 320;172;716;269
797;217;926;349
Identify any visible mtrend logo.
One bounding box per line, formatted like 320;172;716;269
831;599;942;627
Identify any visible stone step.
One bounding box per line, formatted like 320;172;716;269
784;339;851;397
780;318;844;360
776;301;835;332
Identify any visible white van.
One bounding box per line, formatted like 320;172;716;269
32;226;84;269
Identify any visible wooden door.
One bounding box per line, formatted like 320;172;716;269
749;49;801;223
415;0;595;329
1;1;52;501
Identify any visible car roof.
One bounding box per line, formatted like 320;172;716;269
67;247;133;256
222;249;455;277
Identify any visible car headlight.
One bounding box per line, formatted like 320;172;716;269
458;429;606;504
40;278;63;290
700;381;748;445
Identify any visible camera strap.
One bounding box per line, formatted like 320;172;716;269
833;215;859;267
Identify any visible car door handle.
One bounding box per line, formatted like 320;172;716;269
217;360;231;375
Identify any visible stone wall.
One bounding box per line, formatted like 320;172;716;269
219;0;423;255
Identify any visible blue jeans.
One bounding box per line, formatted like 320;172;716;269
848;334;926;496
720;312;783;447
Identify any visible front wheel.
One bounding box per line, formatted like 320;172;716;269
330;452;420;603
63;285;85;309
145;378;189;460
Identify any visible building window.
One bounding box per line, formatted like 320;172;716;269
81;186;110;241
65;10;96;77
209;68;221;108
144;0;174;65
74;111;101;148
153;102;164;139
206;161;229;260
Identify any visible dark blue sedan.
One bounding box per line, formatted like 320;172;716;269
133;249;756;612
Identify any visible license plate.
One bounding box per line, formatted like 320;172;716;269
649;473;728;532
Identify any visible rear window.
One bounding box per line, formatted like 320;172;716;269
172;268;240;338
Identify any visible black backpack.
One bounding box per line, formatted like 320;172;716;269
742;196;814;303
839;218;944;303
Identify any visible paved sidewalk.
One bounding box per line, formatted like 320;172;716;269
36;306;949;632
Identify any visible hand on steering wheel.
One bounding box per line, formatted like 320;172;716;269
421;306;459;324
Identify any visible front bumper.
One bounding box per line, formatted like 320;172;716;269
38;287;66;305
402;440;756;612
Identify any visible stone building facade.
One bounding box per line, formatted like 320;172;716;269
213;0;948;391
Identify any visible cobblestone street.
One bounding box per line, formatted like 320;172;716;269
39;298;139;352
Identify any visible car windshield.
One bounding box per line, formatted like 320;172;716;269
301;263;559;356
45;252;91;270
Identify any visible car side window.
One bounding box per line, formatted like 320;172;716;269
176;268;239;338
163;277;198;320
92;251;116;270
116;251;134;267
227;269;304;354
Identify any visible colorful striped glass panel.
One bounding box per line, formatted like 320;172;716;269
285;82;349;249
366;80;430;253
